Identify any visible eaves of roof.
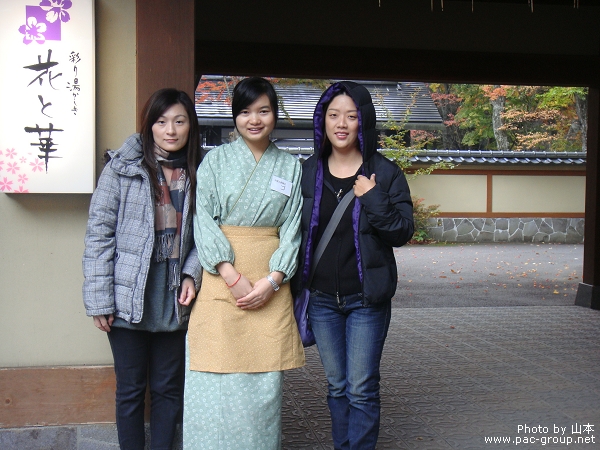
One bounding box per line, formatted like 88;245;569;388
201;145;587;166
410;150;587;166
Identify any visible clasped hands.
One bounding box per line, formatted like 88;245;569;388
218;262;282;310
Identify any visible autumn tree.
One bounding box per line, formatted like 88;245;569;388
423;84;587;151
486;85;510;150
195;76;240;105
427;83;464;149
538;86;588;152
452;84;496;149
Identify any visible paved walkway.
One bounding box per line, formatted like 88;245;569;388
283;306;600;449
392;242;583;308
3;244;599;449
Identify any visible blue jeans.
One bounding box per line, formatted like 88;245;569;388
107;327;186;450
308;290;391;450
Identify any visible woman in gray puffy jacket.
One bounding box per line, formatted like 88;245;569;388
83;88;202;450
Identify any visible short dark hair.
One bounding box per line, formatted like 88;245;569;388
139;88;201;210
231;77;279;127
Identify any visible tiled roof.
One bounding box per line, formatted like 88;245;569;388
195;76;444;130
410;149;586;166
203;144;586;166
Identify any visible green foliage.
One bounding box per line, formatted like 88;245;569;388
453;84;496;149
538;86;587;110
410;196;440;244
425;84;587;151
375;90;455;178
453;85;587;151
376;87;449;245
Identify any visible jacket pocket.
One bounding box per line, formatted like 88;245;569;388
114;250;141;288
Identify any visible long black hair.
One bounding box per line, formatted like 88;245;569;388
139;88;201;211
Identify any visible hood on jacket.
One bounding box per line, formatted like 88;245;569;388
313;81;378;163
107;133;145;175
302;82;378;287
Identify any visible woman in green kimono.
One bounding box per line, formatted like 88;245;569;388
184;77;305;449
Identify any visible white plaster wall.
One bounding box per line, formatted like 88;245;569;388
408;173;585;215
493;175;586;213
0;0;135;367
408;174;488;213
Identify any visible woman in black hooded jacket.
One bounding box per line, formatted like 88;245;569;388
294;81;414;449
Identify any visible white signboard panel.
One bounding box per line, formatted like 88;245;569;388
0;0;95;193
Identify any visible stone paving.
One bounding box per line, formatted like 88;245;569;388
393;243;583;308
2;244;599;449
282;306;600;449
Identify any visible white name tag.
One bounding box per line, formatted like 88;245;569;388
270;175;292;197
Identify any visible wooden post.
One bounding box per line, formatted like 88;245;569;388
136;0;195;128
576;87;600;309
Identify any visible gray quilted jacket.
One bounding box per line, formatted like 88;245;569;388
82;134;202;324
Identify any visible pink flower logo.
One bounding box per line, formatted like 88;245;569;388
30;159;44;172
20;157;27;163
5;148;16;159
40;0;72;24
14;185;30;193
6;162;20;174
18;16;47;45
0;177;13;192
18;174;29;184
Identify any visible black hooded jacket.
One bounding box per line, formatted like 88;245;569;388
293;81;414;305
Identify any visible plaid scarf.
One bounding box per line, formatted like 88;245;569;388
154;144;188;290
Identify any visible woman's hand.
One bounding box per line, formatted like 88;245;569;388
93;314;114;332
354;173;376;197
228;274;253;300
236;278;275;310
178;276;196;306
236;271;283;310
217;261;253;300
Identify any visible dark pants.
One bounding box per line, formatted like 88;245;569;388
107;327;186;450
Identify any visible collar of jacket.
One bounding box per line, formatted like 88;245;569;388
107;133;147;177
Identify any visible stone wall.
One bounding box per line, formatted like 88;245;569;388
427;218;585;244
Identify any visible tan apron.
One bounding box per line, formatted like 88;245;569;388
188;226;305;373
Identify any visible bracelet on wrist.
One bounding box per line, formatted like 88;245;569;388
226;273;241;288
266;274;280;291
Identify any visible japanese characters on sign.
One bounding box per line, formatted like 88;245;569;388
0;0;95;193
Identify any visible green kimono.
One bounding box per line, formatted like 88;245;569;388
184;137;303;450
193;136;302;282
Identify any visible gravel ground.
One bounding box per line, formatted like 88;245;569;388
392;242;583;307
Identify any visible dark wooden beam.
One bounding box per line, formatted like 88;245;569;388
196;41;600;88
576;87;600;309
136;0;195;126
